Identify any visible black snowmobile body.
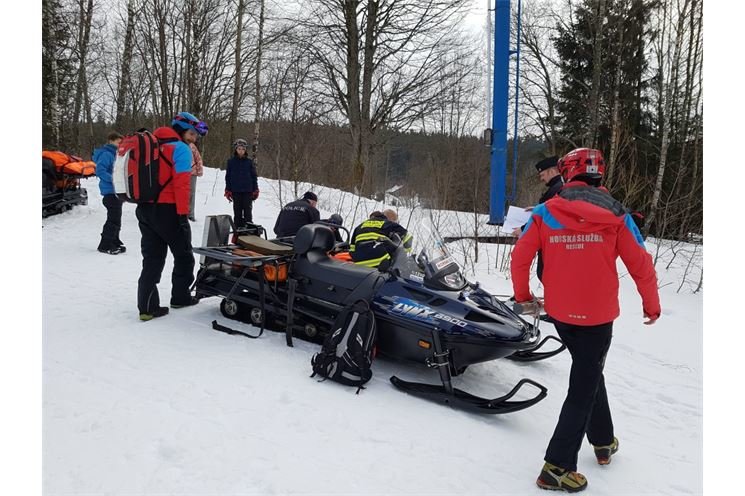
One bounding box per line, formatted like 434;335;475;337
193;217;564;414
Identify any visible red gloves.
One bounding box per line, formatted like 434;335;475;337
252;189;260;200
224;190;233;202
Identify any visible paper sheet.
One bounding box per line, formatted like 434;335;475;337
502;205;533;233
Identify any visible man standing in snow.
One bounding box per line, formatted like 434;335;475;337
94;131;125;255
510;148;661;493
136;112;203;321
512;156;564;282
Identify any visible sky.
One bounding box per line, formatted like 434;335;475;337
0;1;740;494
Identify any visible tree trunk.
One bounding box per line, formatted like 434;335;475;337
673;0;701;239
605;10;625;188
679;8;703;238
229;0;245;146
72;0;94;154
115;0;137;129
83;70;94;154
252;0;265;163
585;0;606;148
184;0;192;113
42;0;62;149
343;1;363;189
646;0;690;236
155;0;171;117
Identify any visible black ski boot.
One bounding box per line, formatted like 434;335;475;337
170;296;200;309
140;307;169;321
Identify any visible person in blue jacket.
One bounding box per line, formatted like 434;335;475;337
94;131;125;254
225;138;259;228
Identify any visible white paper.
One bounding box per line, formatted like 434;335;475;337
502;205;533;233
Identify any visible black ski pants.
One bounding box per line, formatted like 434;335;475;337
99;194;123;250
544;320;614;472
136;203;195;313
233;192;253;228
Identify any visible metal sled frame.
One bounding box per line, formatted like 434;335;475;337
390;328;548;414
42;174;89;218
193;246;345;342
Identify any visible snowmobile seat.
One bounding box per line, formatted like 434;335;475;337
292;224;382;304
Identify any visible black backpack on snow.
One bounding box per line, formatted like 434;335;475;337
311;300;376;393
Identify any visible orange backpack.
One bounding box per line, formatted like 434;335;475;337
42;150;96;176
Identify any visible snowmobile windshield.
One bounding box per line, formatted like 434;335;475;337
392;223;467;291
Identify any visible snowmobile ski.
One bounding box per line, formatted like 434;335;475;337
507;335;566;362
390;329;548;414
390;376;548;414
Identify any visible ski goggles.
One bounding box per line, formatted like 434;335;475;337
195;121;209;136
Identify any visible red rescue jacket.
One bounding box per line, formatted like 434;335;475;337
511;182;661;326
152;127;193;215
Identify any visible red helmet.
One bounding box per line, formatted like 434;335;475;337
557;148;606;182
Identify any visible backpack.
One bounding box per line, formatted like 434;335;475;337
112;131;176;203
311;300;377;393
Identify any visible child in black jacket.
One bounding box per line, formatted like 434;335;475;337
225;139;259;227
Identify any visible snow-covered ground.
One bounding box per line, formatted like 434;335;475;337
41;169;703;495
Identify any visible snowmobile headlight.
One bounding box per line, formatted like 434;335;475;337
417;340;432;349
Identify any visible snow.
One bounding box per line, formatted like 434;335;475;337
42;169;703;495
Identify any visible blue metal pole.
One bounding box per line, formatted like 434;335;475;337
510;0;522;202
489;0;510;225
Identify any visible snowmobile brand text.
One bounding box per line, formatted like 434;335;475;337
391;298;468;327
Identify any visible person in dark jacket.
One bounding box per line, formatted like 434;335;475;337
225;138;259;228
94;131;124;254
350;209;412;269
136;112;203;321
512;156;564;282
273;191;320;238
536;155;565;204
319;213;345;243
511;148;661;493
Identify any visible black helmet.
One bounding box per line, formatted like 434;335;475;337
328;214;343;226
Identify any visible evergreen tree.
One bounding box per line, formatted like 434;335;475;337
553;0;657;152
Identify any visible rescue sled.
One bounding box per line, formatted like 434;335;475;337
42;150;96;218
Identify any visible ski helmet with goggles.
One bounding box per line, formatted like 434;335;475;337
171;111;202;134
233;138;249;151
557;148;606;182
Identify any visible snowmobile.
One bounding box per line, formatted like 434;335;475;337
42;151;95;218
193;215;564;414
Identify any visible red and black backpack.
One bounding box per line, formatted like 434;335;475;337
112;131;176;203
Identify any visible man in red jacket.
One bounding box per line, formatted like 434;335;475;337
510;148;661;493
136;112;204;321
